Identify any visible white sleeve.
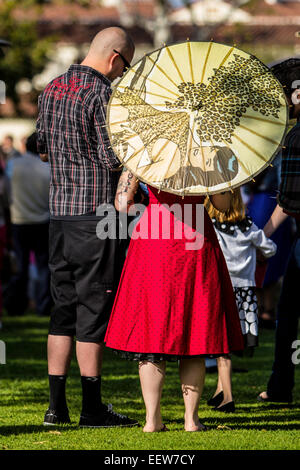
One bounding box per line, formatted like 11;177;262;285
249;223;277;258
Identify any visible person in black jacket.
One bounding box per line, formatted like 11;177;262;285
258;58;300;403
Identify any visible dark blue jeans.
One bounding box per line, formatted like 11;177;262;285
267;236;300;400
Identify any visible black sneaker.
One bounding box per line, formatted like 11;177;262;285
43;408;71;426
79;403;139;428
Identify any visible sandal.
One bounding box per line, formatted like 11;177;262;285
159;424;169;432
197;422;207;431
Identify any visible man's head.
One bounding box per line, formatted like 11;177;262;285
26;132;38;155
81;27;135;81
271;58;300;119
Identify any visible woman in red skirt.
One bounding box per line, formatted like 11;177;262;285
105;169;244;432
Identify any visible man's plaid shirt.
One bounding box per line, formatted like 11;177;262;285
278;119;300;216
36;65;121;216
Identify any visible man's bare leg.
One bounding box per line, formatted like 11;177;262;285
76;341;104;376
48;335;73;374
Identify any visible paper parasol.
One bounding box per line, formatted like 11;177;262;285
106;41;288;195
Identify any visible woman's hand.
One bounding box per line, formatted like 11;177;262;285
209;191;232;213
115;168;139;213
39;153;48;162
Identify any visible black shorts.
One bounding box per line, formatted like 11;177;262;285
48;217;126;343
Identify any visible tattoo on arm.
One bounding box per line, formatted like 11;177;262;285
116;171;138;208
117;171;135;194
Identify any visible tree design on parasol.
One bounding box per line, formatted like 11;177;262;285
107;41;288;195
165;54;282;144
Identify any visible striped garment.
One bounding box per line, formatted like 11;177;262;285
36;65;121;216
278;119;300;216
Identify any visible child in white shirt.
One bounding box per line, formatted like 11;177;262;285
204;188;277;412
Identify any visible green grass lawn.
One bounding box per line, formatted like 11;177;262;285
0;314;299;450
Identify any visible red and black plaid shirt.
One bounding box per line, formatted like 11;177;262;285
36;65;121;216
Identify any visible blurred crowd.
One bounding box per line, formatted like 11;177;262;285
0;132;52;329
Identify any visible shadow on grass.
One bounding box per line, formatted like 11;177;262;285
236;403;300;411
168;411;300;431
2;317;48;331
0;424;74;437
1;417;300;437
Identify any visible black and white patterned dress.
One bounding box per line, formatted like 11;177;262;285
233;286;258;348
212;217;264;349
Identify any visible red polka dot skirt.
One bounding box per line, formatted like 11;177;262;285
105;187;244;360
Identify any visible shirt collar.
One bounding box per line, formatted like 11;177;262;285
212;216;252;235
68;64;111;86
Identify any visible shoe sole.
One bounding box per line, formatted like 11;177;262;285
43;423;71;426
79;423;139;428
43;421;71;426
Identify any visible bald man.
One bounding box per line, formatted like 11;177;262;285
36;27;138;428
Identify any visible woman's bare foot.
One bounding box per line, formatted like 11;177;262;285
184;421;207;432
184;417;207;432
143;415;165;432
143;423;167;432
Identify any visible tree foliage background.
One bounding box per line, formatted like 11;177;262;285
0;0;56;113
0;0;254;115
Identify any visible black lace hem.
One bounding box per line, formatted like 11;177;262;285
110;349;229;363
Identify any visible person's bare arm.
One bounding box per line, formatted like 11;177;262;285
115;169;139;213
209;191;232;212
263;204;289;238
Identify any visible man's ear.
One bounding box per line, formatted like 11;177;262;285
291;89;300;105
109;52;118;70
